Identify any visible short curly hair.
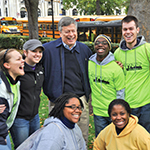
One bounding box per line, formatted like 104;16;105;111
108;99;131;117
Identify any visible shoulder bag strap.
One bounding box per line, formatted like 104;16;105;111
52;122;63;133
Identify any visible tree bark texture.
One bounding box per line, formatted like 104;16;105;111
128;0;150;42
96;0;100;15
24;0;39;39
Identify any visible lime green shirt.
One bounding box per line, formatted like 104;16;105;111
7;78;18;124
114;43;150;108
88;60;125;117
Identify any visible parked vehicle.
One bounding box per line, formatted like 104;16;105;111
0;17;22;35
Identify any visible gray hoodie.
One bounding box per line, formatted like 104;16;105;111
16;117;86;150
89;51;115;66
119;35;146;51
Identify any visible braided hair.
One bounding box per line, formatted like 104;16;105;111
49;92;84;119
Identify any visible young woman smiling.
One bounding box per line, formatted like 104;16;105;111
10;39;45;149
16;93;86;150
0;49;24;150
93;99;150;150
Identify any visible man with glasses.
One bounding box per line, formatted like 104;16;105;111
88;34;125;137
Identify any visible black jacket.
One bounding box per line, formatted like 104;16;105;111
43;38;92;102
16;62;44;120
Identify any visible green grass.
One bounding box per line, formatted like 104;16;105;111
88;114;95;149
10;91;95;150
39;91;49;126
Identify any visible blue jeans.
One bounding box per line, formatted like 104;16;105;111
0;135;11;150
10;114;40;149
94;115;111;137
131;103;150;133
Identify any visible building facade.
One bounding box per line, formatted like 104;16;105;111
0;0;78;18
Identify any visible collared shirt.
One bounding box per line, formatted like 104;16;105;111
62;42;76;51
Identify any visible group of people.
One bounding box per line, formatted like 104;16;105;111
0;15;150;150
0;39;45;150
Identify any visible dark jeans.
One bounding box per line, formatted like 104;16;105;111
94;114;111;137
131;103;150;133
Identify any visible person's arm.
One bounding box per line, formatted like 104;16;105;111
93;132;105;150
114;63;125;99
0;104;6;113
116;88;125;99
135;125;150;150
114;48;124;69
0;98;9;145
115;61;123;69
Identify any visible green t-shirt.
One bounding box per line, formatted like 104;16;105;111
88;60;125;117
7;78;18;113
114;43;150;108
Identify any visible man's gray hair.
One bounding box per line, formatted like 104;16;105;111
58;17;77;31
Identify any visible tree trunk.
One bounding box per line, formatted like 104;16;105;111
24;0;39;39
96;0;100;15
128;0;150;42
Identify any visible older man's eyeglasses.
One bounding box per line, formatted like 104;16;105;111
95;41;108;45
64;105;83;111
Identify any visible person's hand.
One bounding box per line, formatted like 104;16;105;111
115;61;123;69
0;104;6;113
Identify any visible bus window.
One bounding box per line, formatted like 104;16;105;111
1;20;18;26
23;23;28;29
38;24;42;30
55;24;58;30
43;24;46;30
1;21;7;25
51;24;56;30
47;24;49;30
47;24;50;30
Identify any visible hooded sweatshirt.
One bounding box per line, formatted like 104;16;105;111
93;115;150;150
25;117;86;150
0;71;20;145
88;52;125;117
114;35;150;108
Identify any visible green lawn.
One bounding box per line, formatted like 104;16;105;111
10;91;95;150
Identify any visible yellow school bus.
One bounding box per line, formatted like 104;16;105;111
0;17;22;34
77;20;123;43
95;15;126;22
17;15;125;42
17;15;97;38
73;15;96;22
17;16;64;38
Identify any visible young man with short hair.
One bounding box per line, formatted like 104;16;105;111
114;15;150;133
